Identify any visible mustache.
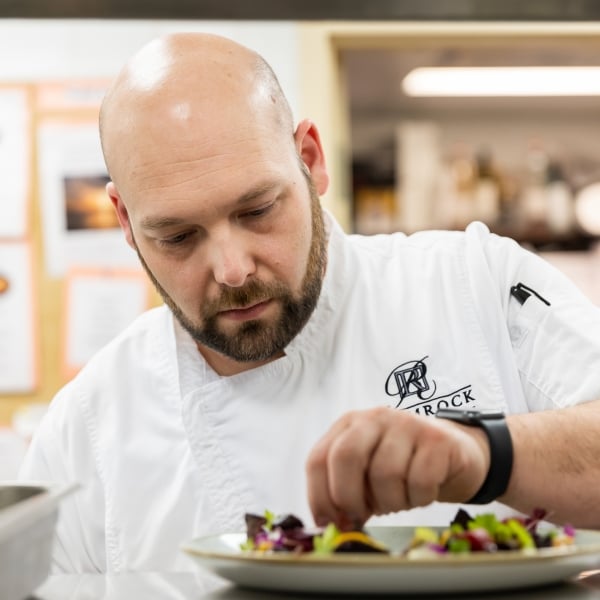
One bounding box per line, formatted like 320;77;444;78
203;279;289;317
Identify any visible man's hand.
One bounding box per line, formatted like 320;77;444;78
306;407;490;529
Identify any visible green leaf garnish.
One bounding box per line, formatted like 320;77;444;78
450;523;464;534
313;523;341;554
494;522;513;546
448;537;471;553
506;519;535;549
470;513;500;535
240;538;256;551
263;509;276;531
412;526;439;545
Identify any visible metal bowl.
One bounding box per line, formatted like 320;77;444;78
0;482;77;600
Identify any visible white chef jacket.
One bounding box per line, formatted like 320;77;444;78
19;215;600;573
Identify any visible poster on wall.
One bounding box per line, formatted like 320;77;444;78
0;87;30;238
62;267;150;379
36;80;108;113
0;242;37;393
37;119;140;277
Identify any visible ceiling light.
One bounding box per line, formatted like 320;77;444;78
402;67;600;97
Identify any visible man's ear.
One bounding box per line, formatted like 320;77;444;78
294;119;329;195
106;182;136;250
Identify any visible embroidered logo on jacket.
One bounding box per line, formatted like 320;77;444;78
385;356;476;415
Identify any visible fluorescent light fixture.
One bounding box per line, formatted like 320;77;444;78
402;66;600;97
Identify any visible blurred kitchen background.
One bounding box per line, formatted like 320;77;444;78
2;3;600;471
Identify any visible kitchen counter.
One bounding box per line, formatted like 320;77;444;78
32;569;600;600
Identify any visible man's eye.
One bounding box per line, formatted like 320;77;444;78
159;232;192;247
241;203;274;219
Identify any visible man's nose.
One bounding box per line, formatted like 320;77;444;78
209;236;255;288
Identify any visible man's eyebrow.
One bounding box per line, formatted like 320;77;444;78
140;216;187;231
140;182;282;231
236;181;281;205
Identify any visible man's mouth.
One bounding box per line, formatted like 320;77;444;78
217;299;273;322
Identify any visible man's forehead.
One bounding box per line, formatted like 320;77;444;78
112;113;292;200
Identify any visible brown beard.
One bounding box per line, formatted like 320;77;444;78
133;171;327;362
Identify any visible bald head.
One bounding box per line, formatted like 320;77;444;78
99;33;294;188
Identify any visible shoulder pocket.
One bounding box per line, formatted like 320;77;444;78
508;283;551;349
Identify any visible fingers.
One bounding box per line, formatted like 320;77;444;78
306;409;385;528
403;425;451;507
365;429;412;515
305;422;340;528
366;413;450;513
403;420;488;505
307;408;418;526
307;409;490;528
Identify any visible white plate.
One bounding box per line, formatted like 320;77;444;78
182;526;600;594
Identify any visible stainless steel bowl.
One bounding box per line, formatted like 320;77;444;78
0;482;77;600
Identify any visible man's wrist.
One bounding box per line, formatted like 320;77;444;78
435;409;514;504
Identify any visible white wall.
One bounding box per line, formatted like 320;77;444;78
0;19;300;118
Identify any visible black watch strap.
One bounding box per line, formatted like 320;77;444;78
435;409;514;504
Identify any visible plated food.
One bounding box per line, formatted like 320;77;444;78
404;507;575;557
243;511;389;554
182;514;600;594
242;507;575;556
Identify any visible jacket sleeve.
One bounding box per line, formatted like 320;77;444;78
18;384;107;573
466;221;600;412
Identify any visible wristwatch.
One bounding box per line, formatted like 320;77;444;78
435;408;514;504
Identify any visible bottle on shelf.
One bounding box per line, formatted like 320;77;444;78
437;142;477;230
473;146;501;227
521;139;549;231
545;160;575;236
